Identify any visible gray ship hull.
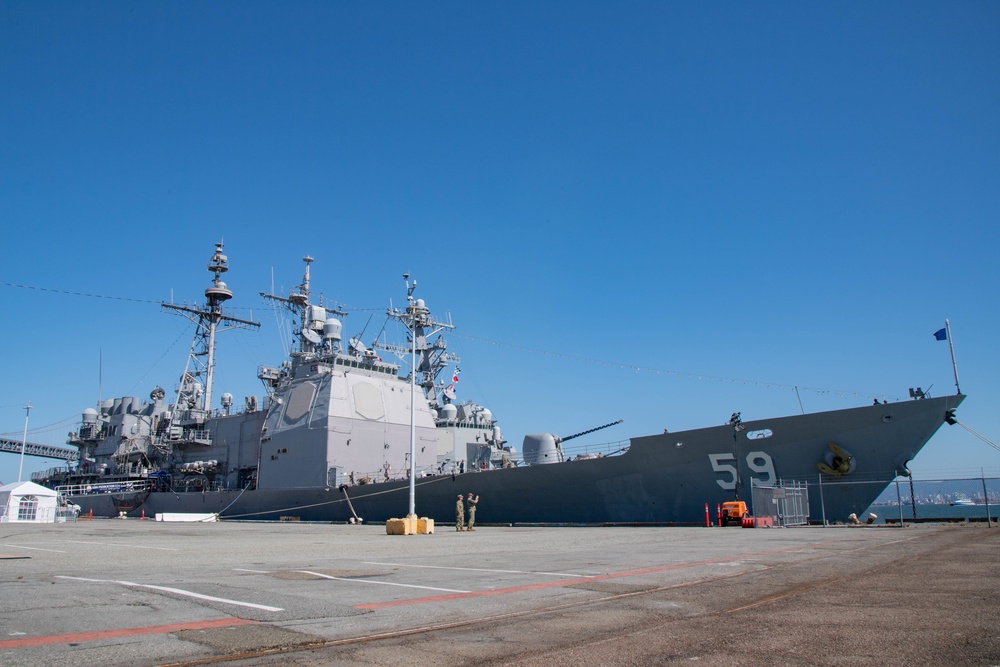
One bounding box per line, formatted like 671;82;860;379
68;394;962;525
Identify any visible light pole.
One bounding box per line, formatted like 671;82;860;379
401;274;418;519
17;401;31;482
729;411;745;500
408;291;417;518
382;276;454;533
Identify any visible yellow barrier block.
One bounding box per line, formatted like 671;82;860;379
386;516;434;535
385;517;413;535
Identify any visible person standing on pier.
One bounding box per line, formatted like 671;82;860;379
466;493;480;531
455;494;466;531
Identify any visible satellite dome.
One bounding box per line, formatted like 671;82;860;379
82;408;98;423
324;318;343;340
440;404;458;420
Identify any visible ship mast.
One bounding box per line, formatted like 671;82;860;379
260;255;347;358
384;276;456;517
164;243;259;417
379;281;458;409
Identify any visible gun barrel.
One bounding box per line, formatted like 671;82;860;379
559;419;624;444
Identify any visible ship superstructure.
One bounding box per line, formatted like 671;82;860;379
38;245;513;510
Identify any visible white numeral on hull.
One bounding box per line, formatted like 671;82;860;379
709;451;776;490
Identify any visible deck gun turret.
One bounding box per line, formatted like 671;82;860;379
521;420;623;465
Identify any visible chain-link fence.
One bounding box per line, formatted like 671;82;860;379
863;475;998;525
747;474;999;527
751;480;809;527
813;473;999;526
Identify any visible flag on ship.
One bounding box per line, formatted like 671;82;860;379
934;328;947;341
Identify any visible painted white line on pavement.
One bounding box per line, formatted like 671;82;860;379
64;540;179;551
4;544;68;553
300;570;470;593
363;561;588;578
56;576;284;612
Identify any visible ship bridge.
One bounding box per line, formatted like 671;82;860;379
0;437;79;462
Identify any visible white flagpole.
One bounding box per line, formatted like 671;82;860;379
945;319;961;395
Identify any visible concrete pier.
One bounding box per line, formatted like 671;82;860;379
1;521;997;666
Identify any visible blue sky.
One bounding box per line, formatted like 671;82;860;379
2;2;998;485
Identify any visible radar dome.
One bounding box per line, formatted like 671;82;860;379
82;408;98;423
440;404;458;420
324;319;343;340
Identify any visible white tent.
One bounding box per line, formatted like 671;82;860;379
0;481;59;523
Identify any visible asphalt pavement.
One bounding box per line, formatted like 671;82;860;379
1;519;997;666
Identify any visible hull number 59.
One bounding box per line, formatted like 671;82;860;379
708;451;776;490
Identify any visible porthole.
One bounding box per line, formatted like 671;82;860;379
882;415;894;424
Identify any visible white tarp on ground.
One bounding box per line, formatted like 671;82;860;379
0;480;59;523
155;513;218;522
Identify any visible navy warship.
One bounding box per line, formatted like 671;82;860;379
32;244;964;524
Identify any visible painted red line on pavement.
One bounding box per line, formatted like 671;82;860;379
0;617;259;650
355;543;830;610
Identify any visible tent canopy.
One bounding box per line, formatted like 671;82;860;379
0;480;60;523
0;480;58;497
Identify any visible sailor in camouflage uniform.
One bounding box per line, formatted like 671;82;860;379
466;493;479;531
455;494;465;531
